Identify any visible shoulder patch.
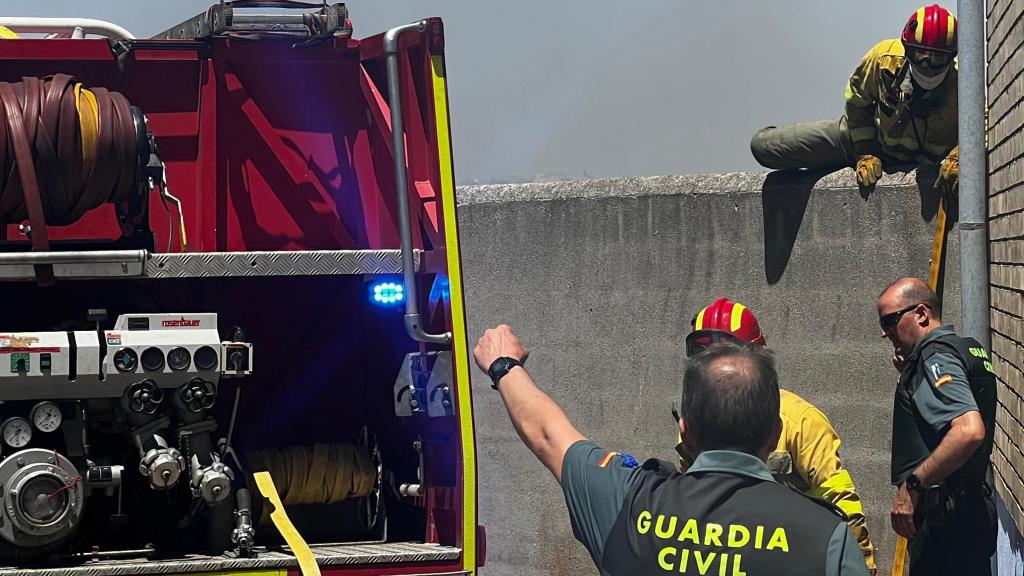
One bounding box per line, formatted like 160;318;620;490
598;451;639;469
933;374;953;388
598;451;618;468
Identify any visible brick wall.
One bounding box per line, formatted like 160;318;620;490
988;0;1024;535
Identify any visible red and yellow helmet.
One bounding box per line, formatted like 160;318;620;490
902;4;957;55
686;297;767;356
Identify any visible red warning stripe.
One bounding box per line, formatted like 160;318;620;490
0;348;61;353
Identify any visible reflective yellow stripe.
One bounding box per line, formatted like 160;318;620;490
694;308;706;330
0;26;18;39
253;472;320;576
810;470;865;517
947;14;955;47
730;304;746;333
849;126;877;142
880;133;920;148
879;131;949;157
915;8;926;43
844;83;867;104
819;469;857;493
834;498;865;518
431;53;477;575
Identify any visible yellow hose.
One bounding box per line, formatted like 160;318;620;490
244;443;375;526
891;534;907;576
74;83;99;181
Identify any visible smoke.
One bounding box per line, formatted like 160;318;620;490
9;0;934;184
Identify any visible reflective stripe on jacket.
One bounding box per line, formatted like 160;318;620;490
844;38;957;164
676;389;875;572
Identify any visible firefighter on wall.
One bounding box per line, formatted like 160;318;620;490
677;298;877;574
749;4;959;196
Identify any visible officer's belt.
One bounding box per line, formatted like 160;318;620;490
924;479;991;500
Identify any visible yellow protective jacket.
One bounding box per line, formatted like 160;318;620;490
845;38;957;165
676;389;876;572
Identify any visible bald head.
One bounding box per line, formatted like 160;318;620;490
879;276;941;320
681;342;780;456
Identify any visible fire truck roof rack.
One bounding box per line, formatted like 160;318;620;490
0;249;422;282
151;1;351;41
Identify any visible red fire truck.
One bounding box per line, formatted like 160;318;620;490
0;2;482;575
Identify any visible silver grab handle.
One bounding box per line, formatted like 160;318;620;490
0;250;146;265
384;21;452;346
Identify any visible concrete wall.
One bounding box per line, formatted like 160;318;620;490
457;169;958;576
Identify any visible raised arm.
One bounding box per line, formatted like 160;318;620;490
473;325;585;483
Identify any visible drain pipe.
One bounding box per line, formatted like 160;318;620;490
957;0;989;349
384;21;452;346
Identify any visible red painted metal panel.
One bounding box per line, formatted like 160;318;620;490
0;35;446;254
0;22;469;573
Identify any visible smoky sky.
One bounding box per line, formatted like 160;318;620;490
7;0;936;184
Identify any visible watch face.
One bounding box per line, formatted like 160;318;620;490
489;357;519;388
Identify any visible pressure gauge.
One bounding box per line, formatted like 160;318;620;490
141;347;165;372
167;347;191;371
113;348;138;373
2;417;33;448
194;346;218;371
30;402;62;433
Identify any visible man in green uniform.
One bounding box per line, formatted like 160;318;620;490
474;324;868;575
877;277;996;576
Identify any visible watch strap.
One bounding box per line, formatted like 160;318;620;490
488;357;522;389
906;473;925;494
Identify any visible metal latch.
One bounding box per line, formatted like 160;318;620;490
393;351;454;418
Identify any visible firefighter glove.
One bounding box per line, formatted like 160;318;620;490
855;155;883;188
934;146;959;198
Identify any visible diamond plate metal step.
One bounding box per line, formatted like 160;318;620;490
0;542;462;576
0;249;421;281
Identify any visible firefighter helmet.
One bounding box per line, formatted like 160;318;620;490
901;4;957;55
686;297;766;356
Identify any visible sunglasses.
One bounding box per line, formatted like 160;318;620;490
907;47;953;69
879;303;931;330
685;329;744;356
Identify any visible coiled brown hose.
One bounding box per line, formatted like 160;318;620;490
0;74;138;282
244;443;376;526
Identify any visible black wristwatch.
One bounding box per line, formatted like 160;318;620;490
487;357;522;389
906;473;926;495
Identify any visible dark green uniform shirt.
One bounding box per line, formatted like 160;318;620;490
561;440;867;576
891;325;990;485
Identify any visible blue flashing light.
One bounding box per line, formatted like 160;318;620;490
370;281;405;307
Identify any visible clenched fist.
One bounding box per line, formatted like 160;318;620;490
473;324;529;374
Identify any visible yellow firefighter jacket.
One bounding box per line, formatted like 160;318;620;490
845;38;957;165
676;388;876;572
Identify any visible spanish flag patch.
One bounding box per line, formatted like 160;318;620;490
933;374;953;388
598;452;618;468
